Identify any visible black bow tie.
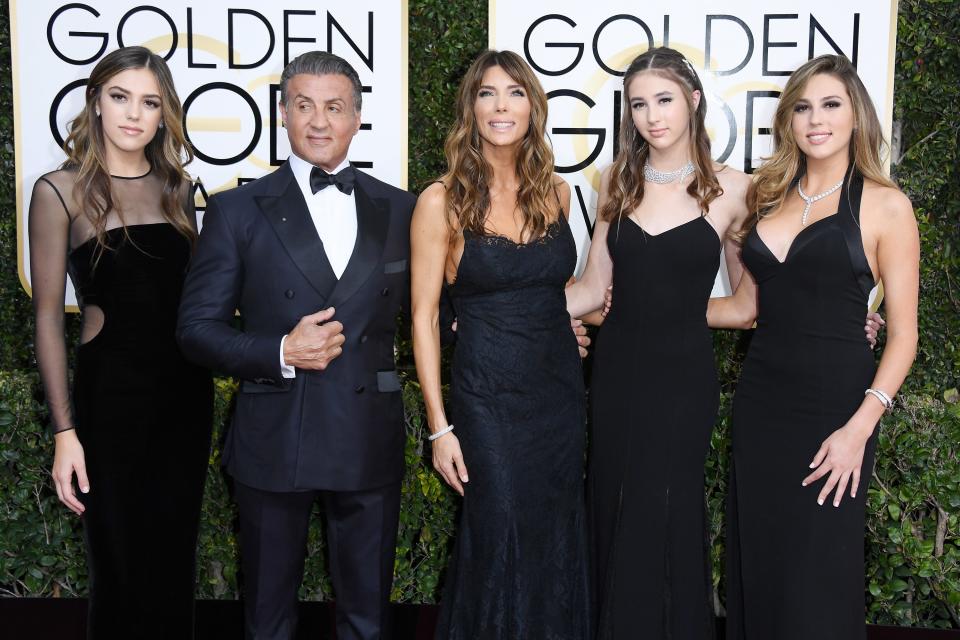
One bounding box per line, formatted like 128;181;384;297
310;165;356;195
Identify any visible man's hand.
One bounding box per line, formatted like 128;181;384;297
283;307;345;370
572;318;590;358
865;311;885;349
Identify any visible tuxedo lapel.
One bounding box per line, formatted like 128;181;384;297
256;164;338;300
327;179;389;309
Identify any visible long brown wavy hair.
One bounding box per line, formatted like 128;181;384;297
61;46;195;254
741;54;896;240
600;47;722;222
440;50;556;241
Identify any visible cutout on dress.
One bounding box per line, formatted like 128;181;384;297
79;305;105;345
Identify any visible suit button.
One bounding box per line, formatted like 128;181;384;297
354;385;365;393
380;288;389;296
285;289;295;299
359;335;368;344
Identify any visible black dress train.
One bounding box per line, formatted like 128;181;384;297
435;214;590;640
589;215;721;639
726;172;877;640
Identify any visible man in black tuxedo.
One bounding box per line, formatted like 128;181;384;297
177;51;414;640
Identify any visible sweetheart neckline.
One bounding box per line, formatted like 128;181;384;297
752;213;837;265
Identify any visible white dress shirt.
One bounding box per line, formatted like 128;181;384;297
280;154;358;377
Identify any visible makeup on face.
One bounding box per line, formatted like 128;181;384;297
473;64;531;149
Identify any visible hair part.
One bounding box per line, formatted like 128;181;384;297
599;47;722;223
61;45;195;258
439;49;557;241
740;54;896;241
280;51;363;112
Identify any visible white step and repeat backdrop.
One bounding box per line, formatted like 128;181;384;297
491;1;898;295
11;1;408;308
11;2;899;305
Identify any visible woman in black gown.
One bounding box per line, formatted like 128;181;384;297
708;55;919;639
411;50;590;639
30;47;212;638
565;48;752;639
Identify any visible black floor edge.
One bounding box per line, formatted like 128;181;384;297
0;598;956;639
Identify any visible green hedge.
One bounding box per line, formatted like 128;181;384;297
1;0;958;630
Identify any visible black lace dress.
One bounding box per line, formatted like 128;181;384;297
434;215;590;640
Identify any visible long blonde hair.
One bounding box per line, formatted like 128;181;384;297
600;47;722;222
440;50;556;241
61;46;196;254
742;54;895;239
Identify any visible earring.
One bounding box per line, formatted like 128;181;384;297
95;108;100;117
158;121;165;129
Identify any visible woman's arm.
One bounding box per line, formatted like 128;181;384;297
706;262;758;330
411;183;468;495
706;169;757;329
566;168;614;319
803;188;919;506
29;177;89;514
858;190;921;411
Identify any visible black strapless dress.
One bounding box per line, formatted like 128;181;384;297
589;215;721;639
726;173;877;640
69;224;213;638
434;215;590;640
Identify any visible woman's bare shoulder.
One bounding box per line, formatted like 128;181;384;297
714;163;751;194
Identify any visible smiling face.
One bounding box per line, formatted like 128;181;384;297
97;67;163;160
626;70;700;155
280;73;361;171
472;64;531;150
791;72;856;163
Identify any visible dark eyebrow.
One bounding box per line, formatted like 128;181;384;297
106;85;160;100
821;95;844;101
478;84;524;91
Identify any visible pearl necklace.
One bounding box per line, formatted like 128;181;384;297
643;161;695;184
797;178;843;225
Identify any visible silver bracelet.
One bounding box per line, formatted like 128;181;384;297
865;388;894;413
428;424;454;441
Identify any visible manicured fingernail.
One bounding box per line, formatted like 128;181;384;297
809;463;816;468
462;476;469;482
834;501;840;507
801;482;807;487
817;499;824;505
81;486;89;493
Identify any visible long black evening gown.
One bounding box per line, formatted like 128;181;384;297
726;172;877;640
31;170;213;639
435;214;590;640
589;215;721;639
